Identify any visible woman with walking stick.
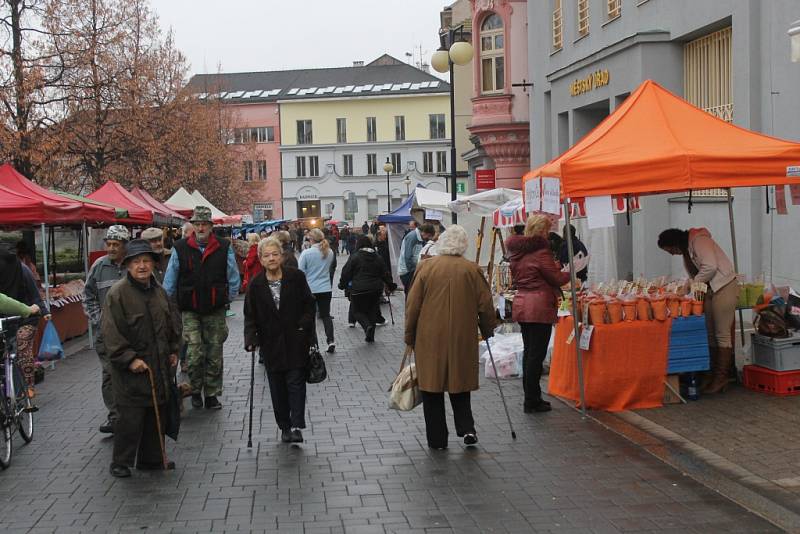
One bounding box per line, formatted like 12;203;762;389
404;226;497;450
244;238;315;444
102;240;180;477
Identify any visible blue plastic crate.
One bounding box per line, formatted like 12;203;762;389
668;316;710;373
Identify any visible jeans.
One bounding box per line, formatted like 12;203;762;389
313;292;334;344
420;391;475;449
519;322;552;408
351;291;381;333
266;368;307;430
400;272;415;300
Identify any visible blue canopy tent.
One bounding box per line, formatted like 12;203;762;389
377;187;416;224
378;187;424;285
232;219;287;238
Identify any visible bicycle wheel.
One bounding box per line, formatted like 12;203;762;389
12;365;33;443
0;401;12;469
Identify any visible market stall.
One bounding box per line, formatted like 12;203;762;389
521;79;800;413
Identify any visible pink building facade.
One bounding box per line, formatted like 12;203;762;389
228;102;283;219
468;0;530;189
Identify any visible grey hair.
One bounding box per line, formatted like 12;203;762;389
436;225;468;256
257;237;283;258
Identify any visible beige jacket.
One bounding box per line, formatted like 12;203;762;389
687;228;736;292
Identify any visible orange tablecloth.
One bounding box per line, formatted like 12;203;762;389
548;316;671;411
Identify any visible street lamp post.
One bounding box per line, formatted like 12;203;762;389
403;176;412;198
383;157;393;212
432;25;473;224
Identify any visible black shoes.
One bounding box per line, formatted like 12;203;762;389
280;429;292;443
376;318;387;326
326;342;336;354
109;463;131;478
290;428;303;443
204;396;222;410
191;393;203;408
524;400;552;413
365;325;376;343
136;461;176;470
463;433;478;446
99;420;115;434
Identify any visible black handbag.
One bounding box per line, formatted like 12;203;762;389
165;378;181;441
306;344;327;384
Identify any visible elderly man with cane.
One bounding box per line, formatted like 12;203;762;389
102;240;180;477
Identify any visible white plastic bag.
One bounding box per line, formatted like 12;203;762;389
388;348;421;411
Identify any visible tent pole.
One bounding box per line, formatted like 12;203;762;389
564;199;587;417
83;221;94;349
486;227;498;284
727;189;745;347
41;223;50;304
475;216;486;264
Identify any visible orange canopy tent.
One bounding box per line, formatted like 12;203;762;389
522;80;800;200
522;80;800;414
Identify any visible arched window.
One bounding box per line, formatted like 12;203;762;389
480;13;504;93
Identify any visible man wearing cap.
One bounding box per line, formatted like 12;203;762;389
102;239;180;477
163;206;240;410
84;224;130;434
140;227;170;281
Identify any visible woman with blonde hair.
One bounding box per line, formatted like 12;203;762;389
405;225;497;449
299;228;337;353
245;237;315;443
505;214;570;413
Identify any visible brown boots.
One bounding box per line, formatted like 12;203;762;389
703;346;733;394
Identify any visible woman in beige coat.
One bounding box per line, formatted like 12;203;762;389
404;225;497;449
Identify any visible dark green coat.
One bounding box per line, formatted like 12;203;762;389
101;273;180;407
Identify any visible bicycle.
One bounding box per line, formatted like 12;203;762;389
0;316;37;470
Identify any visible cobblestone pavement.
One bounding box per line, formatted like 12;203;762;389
0;260;782;533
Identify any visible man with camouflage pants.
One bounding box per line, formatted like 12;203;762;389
163;206;240;410
83;225;130;433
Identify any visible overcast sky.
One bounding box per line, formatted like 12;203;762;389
150;0;451;77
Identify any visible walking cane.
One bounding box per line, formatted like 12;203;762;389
146;366;169;469
386;291;395;326
248;350;255;448
484;339;517;440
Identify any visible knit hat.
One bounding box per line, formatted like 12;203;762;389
122;239;160;264
105;225;130;242
190;206;213;223
140;227;163;241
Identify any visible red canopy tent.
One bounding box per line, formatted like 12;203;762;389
0;163;118;225
87;181;161;226
130;187;186;225
0;183;73;225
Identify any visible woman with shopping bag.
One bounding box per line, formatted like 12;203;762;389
404;225;497;450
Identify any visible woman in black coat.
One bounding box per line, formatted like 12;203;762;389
244;237;315;444
338;236;395;343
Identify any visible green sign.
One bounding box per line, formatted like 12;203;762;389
456;182;466;193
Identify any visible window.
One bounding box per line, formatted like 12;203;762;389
422;152;433;173
480;13;505;93
390;152;401;174
256;127;274;142
309;156;319;177
243;161;253;182
343;154;354;176
296;156;307;177
552;0;563;49
607;0;620;19
366;153;377;175
367;198;379;219
436;151;447;173
429;114;446;139
257;160;267;180
366;116;377;142
336;118;347;143
577;0;589;37
297;120;312;144
394;115;405;141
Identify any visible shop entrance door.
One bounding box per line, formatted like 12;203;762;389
297;200;321;219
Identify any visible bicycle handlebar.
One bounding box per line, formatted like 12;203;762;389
0;316;23;331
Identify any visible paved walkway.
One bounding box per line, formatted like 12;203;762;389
0;261;781;533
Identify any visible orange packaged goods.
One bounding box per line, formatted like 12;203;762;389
651;295;668;321
680;297;693;317
621;297;637;322
692;300;704;316
636;297;651;321
588;300;607;325
606;298;623;324
667;295;680;318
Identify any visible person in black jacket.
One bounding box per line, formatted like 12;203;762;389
244;237;315;444
339;236;396;342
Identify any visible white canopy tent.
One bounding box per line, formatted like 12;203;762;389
165;187;197;209
191;190;229;219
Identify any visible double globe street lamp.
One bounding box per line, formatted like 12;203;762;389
431;26;473;223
